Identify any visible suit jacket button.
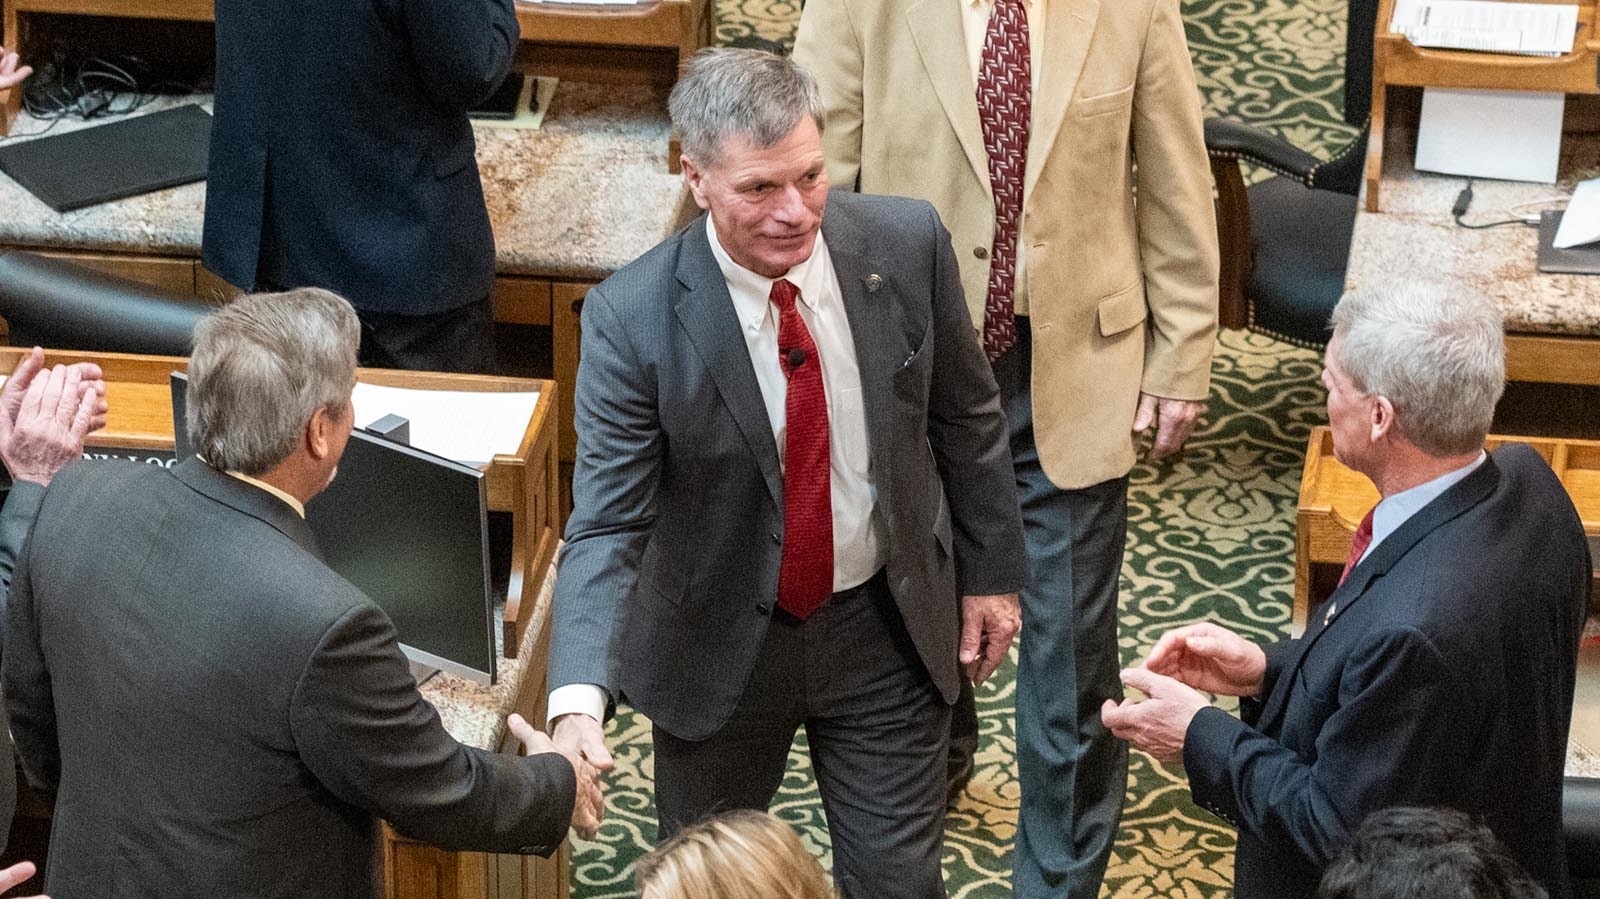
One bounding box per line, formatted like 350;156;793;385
973;246;989;260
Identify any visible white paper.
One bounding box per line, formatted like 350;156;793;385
351;382;539;467
1414;88;1563;184
1553;178;1600;248
1389;0;1577;55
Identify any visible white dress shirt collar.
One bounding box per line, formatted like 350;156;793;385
1361;451;1487;565
707;217;833;327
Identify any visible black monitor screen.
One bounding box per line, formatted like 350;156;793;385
172;373;496;684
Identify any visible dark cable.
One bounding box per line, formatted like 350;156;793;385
1452;178;1531;230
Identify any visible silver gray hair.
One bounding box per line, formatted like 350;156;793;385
187;288;360;476
668;48;825;168
1329;283;1505;457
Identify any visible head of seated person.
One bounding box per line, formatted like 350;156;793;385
1316;806;1547;899
186;287;361;506
634;809;835;899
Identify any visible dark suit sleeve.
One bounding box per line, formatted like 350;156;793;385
0;481;46;606
398;0;519;111
3;519;60;792
548;286;663;700
290;603;575;855
1238;638;1294;727
922;206;1028;595
1183;624;1472;870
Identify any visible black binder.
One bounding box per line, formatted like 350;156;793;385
0;104;211;213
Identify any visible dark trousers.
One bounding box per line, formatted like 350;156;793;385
994;326;1130;899
652;572;951;899
254;280;496;374
357;298;496;374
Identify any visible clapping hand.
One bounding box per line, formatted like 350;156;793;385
1142;622;1266;697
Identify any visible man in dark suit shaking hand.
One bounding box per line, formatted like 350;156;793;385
1103;284;1591;899
547;49;1028;899
3;290;601;899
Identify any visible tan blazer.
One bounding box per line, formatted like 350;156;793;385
793;0;1219;489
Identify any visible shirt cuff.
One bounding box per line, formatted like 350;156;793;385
547;683;607;729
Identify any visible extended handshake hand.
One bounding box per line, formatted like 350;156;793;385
508;714;607;840
1100;623;1267;763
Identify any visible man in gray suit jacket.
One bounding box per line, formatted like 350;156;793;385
3;290;600;899
548;50;1028;899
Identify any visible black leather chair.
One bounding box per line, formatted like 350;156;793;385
1204;120;1368;349
0;249;210;356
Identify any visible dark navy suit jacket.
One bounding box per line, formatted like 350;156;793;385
201;0;516;315
1185;443;1592;899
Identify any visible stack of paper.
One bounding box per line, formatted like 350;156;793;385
351;382;539;468
1389;0;1579;55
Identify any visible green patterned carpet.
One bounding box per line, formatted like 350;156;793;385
570;2;1351;895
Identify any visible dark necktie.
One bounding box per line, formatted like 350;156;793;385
976;0;1031;361
1338;509;1376;587
772;279;833;619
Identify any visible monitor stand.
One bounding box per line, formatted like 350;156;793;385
409;659;442;688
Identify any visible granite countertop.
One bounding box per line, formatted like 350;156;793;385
419;558;556;751
1345;125;1600;338
0;83;690;283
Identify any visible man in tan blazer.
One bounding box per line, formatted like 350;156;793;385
793;2;1218;895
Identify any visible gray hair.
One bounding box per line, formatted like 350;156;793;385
668;48;825;168
1329;284;1505;457
187;288;360;476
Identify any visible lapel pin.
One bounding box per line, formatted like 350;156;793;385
1323;601;1338;626
865;274;882;292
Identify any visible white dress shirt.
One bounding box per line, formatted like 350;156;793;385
961;0;1045;315
548;221;886;726
1359;451;1487;566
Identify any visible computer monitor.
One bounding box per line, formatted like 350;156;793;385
172;373;497;684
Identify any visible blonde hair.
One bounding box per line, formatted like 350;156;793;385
635;810;835;899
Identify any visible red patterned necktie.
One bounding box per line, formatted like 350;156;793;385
976;0;1031;361
1338;509;1375;586
771;279;834;619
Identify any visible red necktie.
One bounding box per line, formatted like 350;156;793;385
772;279;833;619
976;0;1031;361
1338;509;1375;587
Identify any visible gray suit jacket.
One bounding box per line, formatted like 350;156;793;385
3;459;574;899
551;191;1028;740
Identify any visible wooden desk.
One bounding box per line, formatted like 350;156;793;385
0;347;561;653
1365;0;1600;212
1343;93;1600;387
1295;426;1600;633
0;347;570;899
0;90;694;473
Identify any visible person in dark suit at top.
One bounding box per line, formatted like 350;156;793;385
2;289;600;899
547;49;1028;899
201;0;517;373
1102;283;1591;899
